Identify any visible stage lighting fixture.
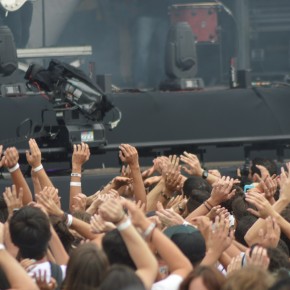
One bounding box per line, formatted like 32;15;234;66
0;25;17;76
160;22;204;90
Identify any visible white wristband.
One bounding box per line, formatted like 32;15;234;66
0;244;5;250
183;221;190;226
70;182;81;187
66;214;73;227
117;218;131;231
142;223;156;239
33;164;43;172
8;163;19;173
71;172;81;178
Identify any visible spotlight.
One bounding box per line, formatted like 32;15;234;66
0;25;17;76
160;22;204;90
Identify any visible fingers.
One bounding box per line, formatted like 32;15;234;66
248;245;270;270
228;254;243;274
90;214;107;233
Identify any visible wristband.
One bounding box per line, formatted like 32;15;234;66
8;163;19;173
71;172;81;178
183;221;190;226
206;200;214;208
142;222;156;239
33;164;43;173
0;244;5;251
117;218;131;231
66;214;73;227
70;182;81;187
203;202;211;211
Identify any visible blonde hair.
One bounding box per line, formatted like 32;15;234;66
223;266;274;290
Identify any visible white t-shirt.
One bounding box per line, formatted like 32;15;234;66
152;274;183;290
28;261;66;283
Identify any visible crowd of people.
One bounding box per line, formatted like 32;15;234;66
0;138;289;290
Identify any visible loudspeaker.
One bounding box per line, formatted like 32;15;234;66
237;69;252;88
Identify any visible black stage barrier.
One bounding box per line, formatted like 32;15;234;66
1;87;290;155
1;86;290;159
1;86;290;207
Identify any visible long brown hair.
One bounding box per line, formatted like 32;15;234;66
180;266;226;290
62;243;109;290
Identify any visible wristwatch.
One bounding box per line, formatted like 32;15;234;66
202;170;208;179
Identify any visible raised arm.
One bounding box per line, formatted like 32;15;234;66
186;176;236;221
49;224;69;265
69;143;90;212
119;144;147;207
122;199;192;279
244;165;290;245
36;191;98;240
99;199;158;290
26;139;54;189
4;146;32;205
180;151;219;185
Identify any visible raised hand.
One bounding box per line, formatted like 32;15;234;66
111;176;133;190
141;157;164;178
180;151;203;176
4;146;19;168
191;216;211;244
163;160;183;194
0;145;4;168
254;175;277;203
72;193;87;212
135;200;146;212
257;216;280;248
245;191;276;218
245;245;270;270
36;188;63;217
99;199;125;224
3;185;23;217
207;215;233;255
208;169;222;179
26;139;42;168
156;205;185;227
119;144;139;167
254;164;271;180
121;198;148;228
33;270;57;290
206;205;229;221
278;163;290;202
144;176;162;188
90;214;116;233
153;156;170;175
121;165;132;178
210;176;236;205
39;186;61;208
72;142;90;171
227;254;243;274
